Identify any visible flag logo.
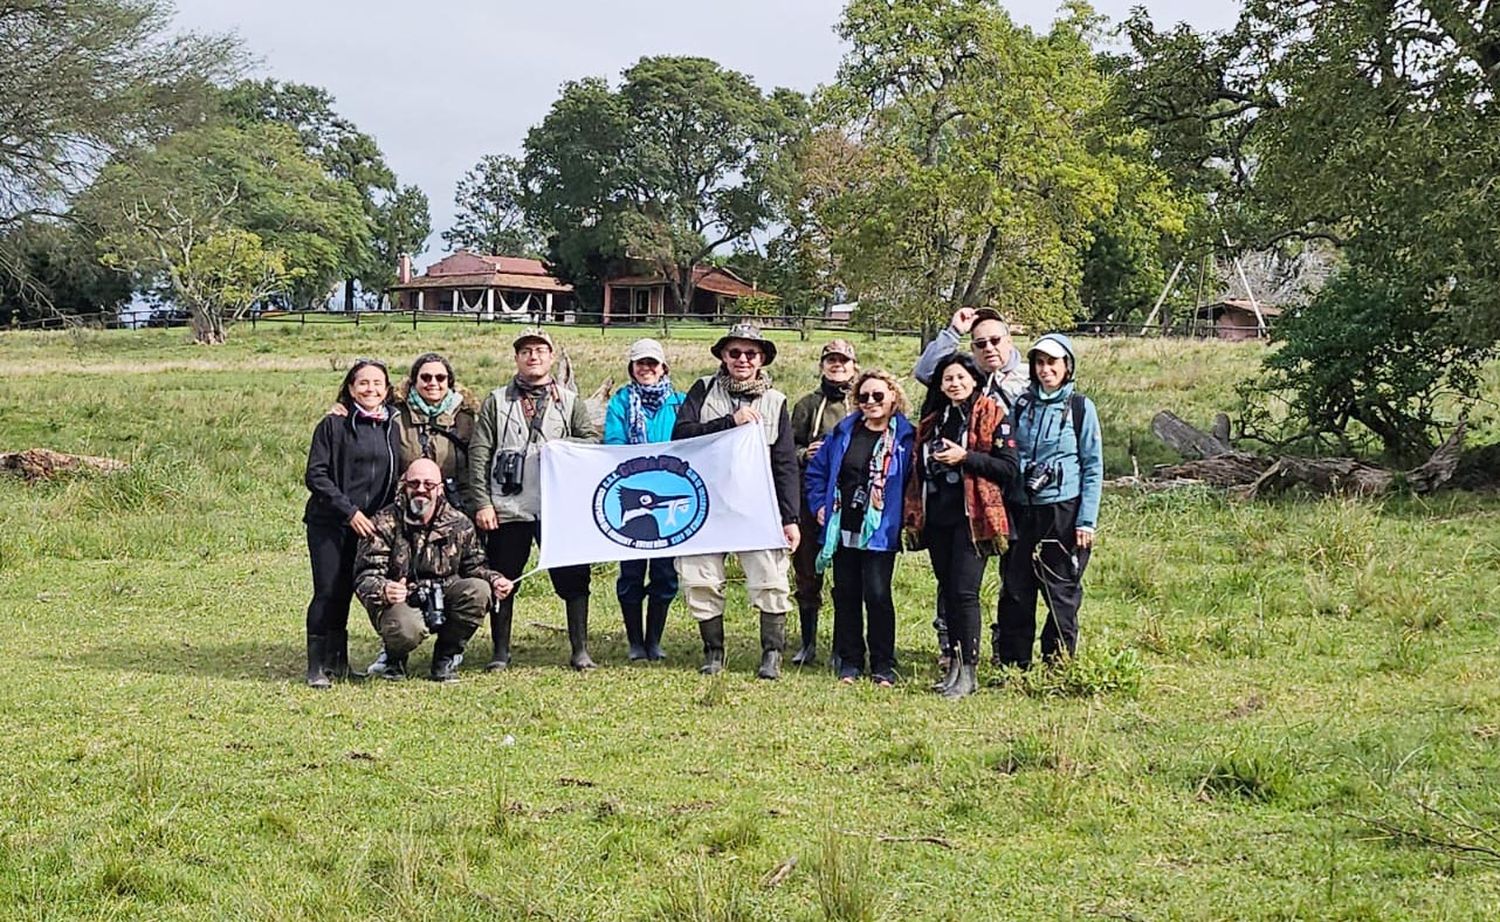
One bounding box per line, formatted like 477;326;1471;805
591;455;709;550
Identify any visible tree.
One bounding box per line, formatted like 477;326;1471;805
219;79;430;307
809;0;1188;331
81;123;366;341
0;0;237;313
521;57;804;312
0;219;131;324
443;154;543;257
1121;0;1500;459
102;217;298;344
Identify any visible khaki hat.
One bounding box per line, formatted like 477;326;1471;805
710;322;777;366
512;327;554;351
820;339;857;361
627;338;667;364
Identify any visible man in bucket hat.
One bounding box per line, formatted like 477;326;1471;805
672;322;801;678
786;338;858;666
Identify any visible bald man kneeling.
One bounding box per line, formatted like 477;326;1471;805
352;459;514;682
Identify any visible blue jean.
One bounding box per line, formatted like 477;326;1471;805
616;557;679;605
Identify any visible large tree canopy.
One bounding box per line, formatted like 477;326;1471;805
1122;0;1500;460
443;154;544;258
79;123;366;341
0;0;237;316
218;79;430;305
806;0;1189;332
520;56;805;311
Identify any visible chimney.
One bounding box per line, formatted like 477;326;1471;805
397;253;412;284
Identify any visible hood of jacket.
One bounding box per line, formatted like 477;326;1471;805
1027;332;1077;387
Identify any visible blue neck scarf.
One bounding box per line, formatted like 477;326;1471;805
408;388;462;424
625;377;674;444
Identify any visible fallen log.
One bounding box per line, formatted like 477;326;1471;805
0;448;127;481
1151;410;1233;459
1132;413;1468;498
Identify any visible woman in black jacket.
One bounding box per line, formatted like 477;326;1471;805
302;359;400;688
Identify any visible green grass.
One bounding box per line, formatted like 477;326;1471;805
1;322;1498;919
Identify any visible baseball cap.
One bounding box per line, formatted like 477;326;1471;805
627;338;667;364
820;339;857;361
513;327;554;351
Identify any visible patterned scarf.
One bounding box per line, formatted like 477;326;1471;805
624;376;674;445
716;367;772;399
353;403;388;422
407;387;461;424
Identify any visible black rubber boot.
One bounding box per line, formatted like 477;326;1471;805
757;611;785;680
566;595;596;670
942;663;978;699
430;635;466;684
305;634;332;689
327;628;353;680
698;617;725;675
485;598;513;672
790;608;818;666
930;656;962;693
620;598;647;661
644;597;670;661
380;653;408;681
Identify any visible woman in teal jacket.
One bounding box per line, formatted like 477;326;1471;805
804;370;914;686
995;332;1104;668
603;338;685;660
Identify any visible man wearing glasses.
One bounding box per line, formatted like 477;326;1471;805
468;328;600;671
355;460;514;683
672;322;801;679
913;306;1028;666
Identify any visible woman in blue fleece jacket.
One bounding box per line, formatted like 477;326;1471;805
603;338;685;661
995;333;1104;668
804;370;915;686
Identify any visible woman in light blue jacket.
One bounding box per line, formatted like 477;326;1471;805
603;338;686;660
995;333;1104;669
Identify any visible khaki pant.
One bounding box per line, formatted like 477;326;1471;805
675;549;790;622
375;577;491;656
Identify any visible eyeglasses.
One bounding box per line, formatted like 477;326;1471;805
632;358;661;367
822;355;852;364
972;336;1006;349
404;479;441;491
417;372;449;384
856;391;887;404
517;346;551;357
725;348;761;361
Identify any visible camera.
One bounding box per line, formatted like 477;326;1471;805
495;450;525;495
1023;461;1059;495
847;484;870;513
409;580;446;632
925;436;961;489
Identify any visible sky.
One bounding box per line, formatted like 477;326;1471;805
171;0;1242;266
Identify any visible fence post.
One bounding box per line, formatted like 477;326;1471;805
412;309;418;331
354;310;360;327
301;311;306;327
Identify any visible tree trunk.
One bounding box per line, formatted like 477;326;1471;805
343;278;357;313
1151;411;1233;459
960;226;1001;308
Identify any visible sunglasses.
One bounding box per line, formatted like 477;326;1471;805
857;390;887;404
972;336;1006;349
353;357;387;370
725;348;761;360
404;479;441;491
417;372;449;384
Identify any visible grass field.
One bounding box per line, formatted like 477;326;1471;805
1;319;1498;920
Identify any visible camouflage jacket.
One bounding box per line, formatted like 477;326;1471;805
354;501;499;610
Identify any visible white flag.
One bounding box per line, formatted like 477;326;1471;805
537;424;786;570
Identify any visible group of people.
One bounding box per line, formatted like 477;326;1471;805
301;309;1103;698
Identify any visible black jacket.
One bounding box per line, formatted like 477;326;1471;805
674;379;800;525
303;410;400;526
